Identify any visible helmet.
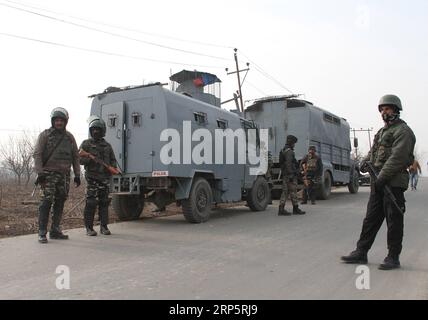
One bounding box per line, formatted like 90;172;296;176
50;107;69;126
286;135;298;145
378;94;402;112
88;117;106;138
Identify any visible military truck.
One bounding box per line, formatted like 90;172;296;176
88;70;270;223
244;95;360;199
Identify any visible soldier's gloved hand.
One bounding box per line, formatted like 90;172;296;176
360;160;369;173
35;173;47;185
74;177;81;188
375;176;386;192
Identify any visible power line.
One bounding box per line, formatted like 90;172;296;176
240;50;294;94
4;0;235;50
0;32;224;69
245;81;269;97
0;2;232;61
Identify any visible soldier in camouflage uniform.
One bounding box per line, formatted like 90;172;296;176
278;135;306;216
33;107;81;244
300;146;323;205
341;95;416;270
80;117;117;236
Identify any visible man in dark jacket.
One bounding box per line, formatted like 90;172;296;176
341;94;416;270
278;135;305;216
80;117;118;236
33;107;81;244
300;146;323;205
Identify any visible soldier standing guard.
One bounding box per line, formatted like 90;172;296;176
341;94;416;270
278;135;306;216
300;146;323;205
80;117;118;236
33;107;81;244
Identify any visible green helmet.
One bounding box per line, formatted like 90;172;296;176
89;117;106;137
50;107;69;126
378;94;402;112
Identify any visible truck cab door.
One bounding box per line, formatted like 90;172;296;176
101;101;125;171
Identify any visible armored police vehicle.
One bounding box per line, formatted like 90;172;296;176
244;95;360;199
89;70;270;223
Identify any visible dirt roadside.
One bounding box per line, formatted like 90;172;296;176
0;182;244;238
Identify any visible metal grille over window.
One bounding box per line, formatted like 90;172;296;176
132;112;142;127
194;112;207;125
323;113;341;126
108;114;118;127
217;119;228;129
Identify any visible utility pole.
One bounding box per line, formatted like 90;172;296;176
351;127;374;158
225;48;249;113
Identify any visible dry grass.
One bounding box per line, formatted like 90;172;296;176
0;180;244;238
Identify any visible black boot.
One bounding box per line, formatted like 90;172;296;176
278;204;291;216
86;228;97;236
378;255;400;270
49;200;69;240
341;250;368;264
84;198;97;236
100;225;111;235
99;199;111;235
38;199;51;243
293;205;306;215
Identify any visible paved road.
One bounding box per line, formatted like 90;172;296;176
1;179;427;300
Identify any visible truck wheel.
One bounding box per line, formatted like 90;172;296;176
247;177;270;211
348;169;360;194
112;194;144;221
318;172;332;200
182;178;213;223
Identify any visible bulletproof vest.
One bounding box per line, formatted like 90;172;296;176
43;129;73;164
306;155;318;172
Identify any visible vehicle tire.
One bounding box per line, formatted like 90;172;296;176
318;171;332;200
182;178;213;223
112;194;144;221
348;169;360;194
247;177;270;211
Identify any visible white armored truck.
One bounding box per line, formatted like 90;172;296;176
88;70;270;223
244;96;360;199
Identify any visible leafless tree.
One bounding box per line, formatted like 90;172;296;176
0;131;37;186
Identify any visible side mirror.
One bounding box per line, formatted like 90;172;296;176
354;138;359;148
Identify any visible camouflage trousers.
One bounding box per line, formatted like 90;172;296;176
40;171;70;202
84;177;110;228
280;176;298;206
38;172;70;236
85;177;110;201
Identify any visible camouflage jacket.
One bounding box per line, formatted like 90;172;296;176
80;138;117;181
364;119;416;189
33;128;80;176
279;145;299;178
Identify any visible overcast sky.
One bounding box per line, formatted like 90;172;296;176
0;0;427;173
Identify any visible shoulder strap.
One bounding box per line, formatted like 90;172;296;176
42;133;66;167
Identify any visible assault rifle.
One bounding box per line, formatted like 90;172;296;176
364;161;404;216
79;149;121;175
